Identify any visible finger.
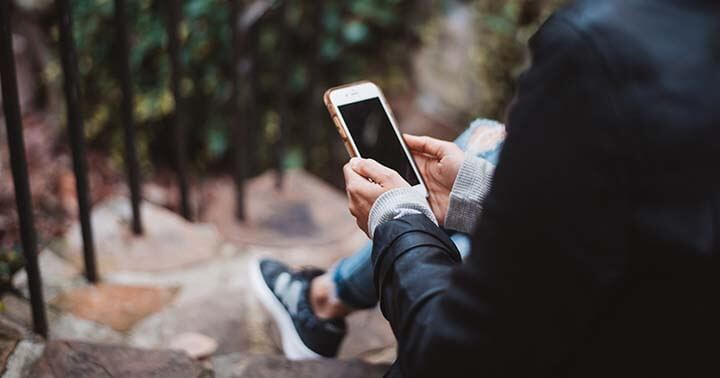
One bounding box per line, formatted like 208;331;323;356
344;161;378;193
412;153;432;168
404;134;454;158
350;158;398;185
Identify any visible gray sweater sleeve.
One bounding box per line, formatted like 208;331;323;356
367;156;494;237
444;156;495;233
368;187;437;238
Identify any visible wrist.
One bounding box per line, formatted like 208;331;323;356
368;187;437;238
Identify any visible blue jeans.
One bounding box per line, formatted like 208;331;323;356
332;121;505;309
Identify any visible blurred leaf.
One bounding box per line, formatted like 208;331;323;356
208;128;228;158
284;147;305;169
343;21;369;44
66;0;446;174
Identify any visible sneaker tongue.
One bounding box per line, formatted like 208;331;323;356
298;268;325;281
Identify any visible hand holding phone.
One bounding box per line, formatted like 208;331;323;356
324;81;428;197
404;134;465;225
342;157;411;234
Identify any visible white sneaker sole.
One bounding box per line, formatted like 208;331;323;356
249;259;324;360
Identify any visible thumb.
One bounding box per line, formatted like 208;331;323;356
404;134;455;159
350;158;397;185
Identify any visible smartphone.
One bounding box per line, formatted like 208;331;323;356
324;81;427;196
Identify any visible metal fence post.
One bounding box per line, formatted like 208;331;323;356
229;0;246;221
0;1;49;337
302;1;324;172
114;0;143;234
274;1;289;190
55;0;98;283
165;0;192;221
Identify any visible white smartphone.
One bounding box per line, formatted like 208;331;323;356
324;81;428;196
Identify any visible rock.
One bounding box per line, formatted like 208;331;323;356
339;310;396;363
0;294;49;333
0;321;20;373
103;249;251;305
12;248;83;302
128;288;265;356
0;315;33;341
58;197;223;273
30;340;209;378
212;353;389;378
0;317;23;341
201;172;367;250
49;313;124;344
2;340;44;378
142;182;172;208
2;292;124;344
51;284;178;332
412;3;484;126
169;332;219;359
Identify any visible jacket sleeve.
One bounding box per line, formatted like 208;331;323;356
371;14;629;377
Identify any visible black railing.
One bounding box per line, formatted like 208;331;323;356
230;0;247;221
0;0;279;338
274;1;289;190
56;0;98;284
165;0;192;221
114;0;144;236
0;0;49;337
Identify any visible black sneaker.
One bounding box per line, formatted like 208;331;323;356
250;258;347;359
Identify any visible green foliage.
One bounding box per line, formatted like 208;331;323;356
64;0;444;174
58;0;567;176
0;246;25;294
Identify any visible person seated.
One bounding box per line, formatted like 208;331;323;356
342;1;719;376
263;0;719;376
251;119;506;359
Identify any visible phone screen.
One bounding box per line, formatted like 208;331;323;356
338;98;420;186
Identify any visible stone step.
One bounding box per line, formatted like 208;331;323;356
5;170;398;375
200;171;367;251
30;340;211;378
58;196;225;274
212;353;389;378
23;339;389;378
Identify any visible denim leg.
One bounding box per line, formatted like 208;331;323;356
332;231;473;310
332;241;378;309
450;233;472;259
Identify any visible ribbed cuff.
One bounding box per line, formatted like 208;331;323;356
445;156;495;233
368;186;437;238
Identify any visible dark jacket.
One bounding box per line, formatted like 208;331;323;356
371;1;720;377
